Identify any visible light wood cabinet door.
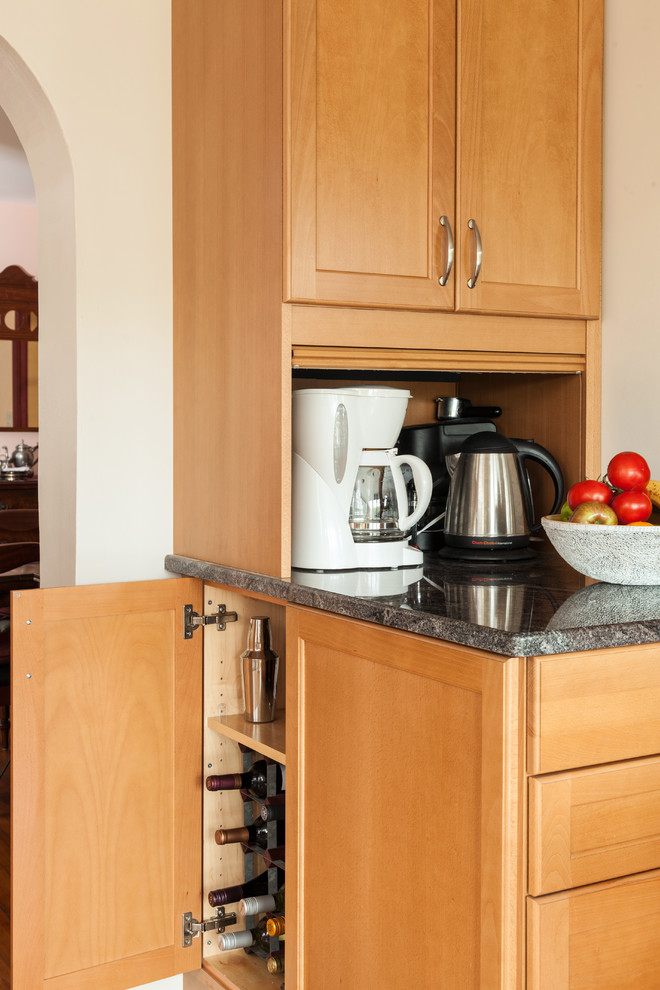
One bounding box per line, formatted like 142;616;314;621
11;578;204;990
287;0;456;310
528;870;660;990
287;607;525;990
529;757;660;895
457;0;602;318
288;0;602;319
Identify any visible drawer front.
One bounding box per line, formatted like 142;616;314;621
0;481;37;510
529;756;660;895
528;645;660;774
528;870;660;990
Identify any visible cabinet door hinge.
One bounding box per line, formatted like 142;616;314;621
182;907;237;947
184;603;238;638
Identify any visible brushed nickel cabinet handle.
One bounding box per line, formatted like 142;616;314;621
438;215;454;286
467;218;482;288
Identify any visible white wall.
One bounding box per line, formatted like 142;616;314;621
602;2;660;472
0;202;37;271
0;0;173;587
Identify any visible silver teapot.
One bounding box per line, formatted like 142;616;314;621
9;439;38;469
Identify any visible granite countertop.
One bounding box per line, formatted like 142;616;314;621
165;548;660;657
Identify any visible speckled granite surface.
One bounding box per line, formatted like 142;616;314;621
164;550;660;657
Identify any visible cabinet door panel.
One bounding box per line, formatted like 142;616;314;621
528;871;660;990
458;0;602;318
288;0;455;309
11;578;203;990
287;607;524;990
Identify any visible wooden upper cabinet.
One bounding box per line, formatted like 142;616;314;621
287;0;456;310
287;0;602;319
457;0;602;318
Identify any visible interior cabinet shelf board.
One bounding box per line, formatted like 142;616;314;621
208;714;286;765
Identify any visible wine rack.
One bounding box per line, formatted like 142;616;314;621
238;745;284;960
202;586;286;989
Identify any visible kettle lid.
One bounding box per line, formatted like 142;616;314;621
459;431;516;454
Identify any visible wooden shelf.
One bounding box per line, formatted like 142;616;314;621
203;953;282;990
208;714;286;765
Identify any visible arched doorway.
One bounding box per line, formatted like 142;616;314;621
0;36;76;589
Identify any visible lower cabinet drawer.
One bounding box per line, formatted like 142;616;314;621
527;644;660;773
527;870;660;990
529;756;660;895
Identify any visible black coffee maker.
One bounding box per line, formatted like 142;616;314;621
397;396;502;551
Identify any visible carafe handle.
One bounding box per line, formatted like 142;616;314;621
387;451;433;533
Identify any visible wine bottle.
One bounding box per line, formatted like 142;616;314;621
267;949;285;974
239;885;285;917
214;815;285;849
218;915;271;952
260;794;285;822
208;868;284;908
206;758;284;801
266;915;285;937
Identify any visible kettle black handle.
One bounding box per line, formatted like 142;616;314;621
513;439;564;531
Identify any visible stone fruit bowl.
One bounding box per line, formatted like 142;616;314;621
542;514;660;585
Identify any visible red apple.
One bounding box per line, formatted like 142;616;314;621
569;501;618;525
566;479;614;510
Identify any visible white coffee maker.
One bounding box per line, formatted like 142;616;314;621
292;386;433;570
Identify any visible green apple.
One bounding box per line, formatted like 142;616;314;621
569;501;618;525
560;500;572;521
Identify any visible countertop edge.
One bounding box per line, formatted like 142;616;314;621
165;554;660;657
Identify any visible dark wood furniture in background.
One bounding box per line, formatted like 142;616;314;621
0;478;37;512
0;264;38;430
0;485;39;750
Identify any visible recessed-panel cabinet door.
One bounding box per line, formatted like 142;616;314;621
11;578;203;990
288;0;456;309
287;606;524;990
457;0;602;318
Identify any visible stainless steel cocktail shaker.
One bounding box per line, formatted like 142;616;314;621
241;616;279;723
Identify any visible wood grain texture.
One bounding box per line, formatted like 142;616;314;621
528;870;660;990
287;0;456;308
0;755;8;990
458;0;602;318
292;345;585;374
462;372;583;527
288;606;524;990
529;757;660;895
288;303;589;355
528;644;660;775
207;715;285;765
583;319;602;479
11;578;204;990
185;957;282;990
173;0;290;578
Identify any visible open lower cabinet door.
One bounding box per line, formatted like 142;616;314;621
11;577;204;990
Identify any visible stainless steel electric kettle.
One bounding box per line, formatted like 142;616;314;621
443;431;564;558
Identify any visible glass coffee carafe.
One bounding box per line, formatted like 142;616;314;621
348;448;432;544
